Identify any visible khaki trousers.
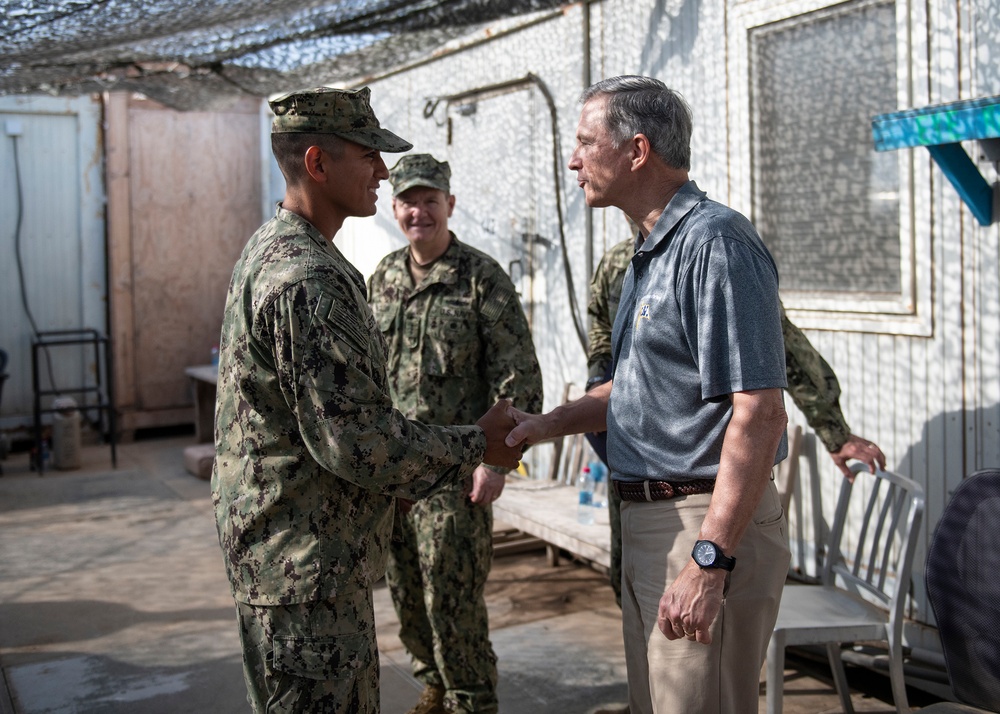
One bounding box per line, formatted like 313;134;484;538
620;480;789;714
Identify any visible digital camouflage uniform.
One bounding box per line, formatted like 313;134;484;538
368;223;543;713
586;236;852;606
213;88;485;714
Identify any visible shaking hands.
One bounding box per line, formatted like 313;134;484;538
475;399;522;469
475;399;557;471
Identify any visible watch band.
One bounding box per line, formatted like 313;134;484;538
692;539;736;571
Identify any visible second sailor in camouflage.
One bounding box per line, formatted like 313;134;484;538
588;237;854;451
368;154;543;714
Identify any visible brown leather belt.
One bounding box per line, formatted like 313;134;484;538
613;478;716;502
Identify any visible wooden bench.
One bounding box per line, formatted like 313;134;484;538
493;384;803;572
184;364;218;443
493;384;611;569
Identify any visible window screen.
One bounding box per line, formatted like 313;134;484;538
751;0;900;296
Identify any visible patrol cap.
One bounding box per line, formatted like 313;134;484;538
269;86;412;153
388;154;451;197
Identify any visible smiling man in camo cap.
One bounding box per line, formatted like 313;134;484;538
212;89;524;714
367;153;543;714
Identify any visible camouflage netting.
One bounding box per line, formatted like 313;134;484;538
0;0;568;111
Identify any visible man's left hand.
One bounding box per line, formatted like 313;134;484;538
830;434;886;482
469;465;506;505
657;561;727;645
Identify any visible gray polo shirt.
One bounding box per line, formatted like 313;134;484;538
607;181;788;482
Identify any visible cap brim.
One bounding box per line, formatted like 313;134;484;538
342;127;413;153
391;177;450;197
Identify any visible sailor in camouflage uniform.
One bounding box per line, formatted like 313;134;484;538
586;236;887;608
211;88;522;714
367;154;543;714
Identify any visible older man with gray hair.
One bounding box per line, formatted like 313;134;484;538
506;76;790;714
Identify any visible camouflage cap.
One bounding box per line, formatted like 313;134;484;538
269;86;412;153
388;154;452;196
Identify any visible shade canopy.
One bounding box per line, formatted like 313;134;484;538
0;0;567;111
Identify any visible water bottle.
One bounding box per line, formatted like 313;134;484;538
210;344;220;367
590;460;608;508
577;465;595;524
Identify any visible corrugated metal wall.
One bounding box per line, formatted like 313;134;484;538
0;95;105;431
332;0;1000;641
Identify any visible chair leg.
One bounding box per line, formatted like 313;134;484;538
826;643;855;714
886;636;911;714
766;632;786;714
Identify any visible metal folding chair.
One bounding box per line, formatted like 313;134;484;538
766;463;925;714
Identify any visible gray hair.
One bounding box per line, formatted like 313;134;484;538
580;76;692;170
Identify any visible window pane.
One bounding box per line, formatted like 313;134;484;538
751;1;899;295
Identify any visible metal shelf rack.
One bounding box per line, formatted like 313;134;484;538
31;329;117;473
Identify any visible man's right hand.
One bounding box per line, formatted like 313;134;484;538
506;381;611;448
504;405;551;448
476;399;522;469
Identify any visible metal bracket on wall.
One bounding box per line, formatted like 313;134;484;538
872;95;1000;226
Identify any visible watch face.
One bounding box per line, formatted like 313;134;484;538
694;541;717;566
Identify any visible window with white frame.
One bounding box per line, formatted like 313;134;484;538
750;0;900;297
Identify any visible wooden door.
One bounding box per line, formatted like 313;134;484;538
106;93;263;432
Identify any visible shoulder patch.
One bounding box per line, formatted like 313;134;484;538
481;285;514;324
315;292;370;355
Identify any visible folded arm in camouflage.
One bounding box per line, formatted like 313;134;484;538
780;311;851;452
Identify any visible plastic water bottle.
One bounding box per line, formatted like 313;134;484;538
590;460;608;508
578;465;595;524
210;345;219;367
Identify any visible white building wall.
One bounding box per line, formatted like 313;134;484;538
341;6;595;434
330;0;1000;637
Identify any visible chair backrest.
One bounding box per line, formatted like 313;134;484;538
925;469;1000;710
823;464;925;628
547;383;598;486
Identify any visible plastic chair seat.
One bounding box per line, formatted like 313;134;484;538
774;583;892;638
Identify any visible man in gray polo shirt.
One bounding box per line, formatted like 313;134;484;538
506;76;790;714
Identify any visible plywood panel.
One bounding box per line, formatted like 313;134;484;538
106;91;136;411
126;96;262;413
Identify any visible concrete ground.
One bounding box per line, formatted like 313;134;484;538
0;435;933;713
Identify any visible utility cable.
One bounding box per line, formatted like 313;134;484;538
10;134;60;395
527;72;588;354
